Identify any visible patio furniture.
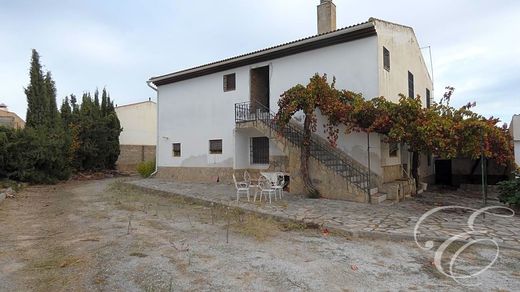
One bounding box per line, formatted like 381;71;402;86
244;170;259;188
260;172;279;185
260;171;287;200
255;176;276;204
233;174;250;202
271;172;285;200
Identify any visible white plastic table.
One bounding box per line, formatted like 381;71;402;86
260;172;280;185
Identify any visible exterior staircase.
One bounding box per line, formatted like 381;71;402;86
235;101;382;203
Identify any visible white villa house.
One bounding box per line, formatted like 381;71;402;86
148;0;434;202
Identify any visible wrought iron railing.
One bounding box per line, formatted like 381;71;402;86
235;101;371;194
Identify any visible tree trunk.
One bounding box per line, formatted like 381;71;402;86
301;115;320;198
411;150;420;194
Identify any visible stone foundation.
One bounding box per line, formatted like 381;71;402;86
117;145;156;172
157;167;235;183
157;154;290;184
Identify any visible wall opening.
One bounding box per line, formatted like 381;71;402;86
250;66;270;111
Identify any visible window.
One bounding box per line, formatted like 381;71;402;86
389;142;398;157
408;71;414;98
209;139;223;154
383;47;390;71
172;143;181;157
223;73;236;92
426;88;431;108
250;137;269;164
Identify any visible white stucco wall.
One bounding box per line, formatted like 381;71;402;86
375;20;435;178
116;101;157;146
156;36;380;170
375;20;433;105
314;109;382;175
234;128;285;169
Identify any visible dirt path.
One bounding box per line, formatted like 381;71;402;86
1;179;519;291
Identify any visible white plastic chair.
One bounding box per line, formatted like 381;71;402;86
255;176;276;204
233;174;250;202
271;172;285;200
244;170;256;187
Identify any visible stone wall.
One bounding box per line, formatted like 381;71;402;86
382;165;402;183
117;145;156;172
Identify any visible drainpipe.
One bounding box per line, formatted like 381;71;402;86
147;80;159;177
367;132;372;203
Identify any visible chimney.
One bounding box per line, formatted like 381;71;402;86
317;0;336;34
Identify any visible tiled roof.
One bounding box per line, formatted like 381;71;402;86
150;19;376;86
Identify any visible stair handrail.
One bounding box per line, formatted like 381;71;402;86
235;101;371;193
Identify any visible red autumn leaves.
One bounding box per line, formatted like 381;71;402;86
276;74;513;166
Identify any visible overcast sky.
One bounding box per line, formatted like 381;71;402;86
1;0;519;124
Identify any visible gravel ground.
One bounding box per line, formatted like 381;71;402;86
0;178;519;291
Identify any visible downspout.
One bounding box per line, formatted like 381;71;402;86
367;132;372;203
147;80;159;177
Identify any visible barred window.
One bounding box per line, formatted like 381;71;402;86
172;143;181;157
209;139;223;154
250;137;269;164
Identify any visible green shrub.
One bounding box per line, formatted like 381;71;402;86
1;127;71;184
497;171;520;209
137;161;155;178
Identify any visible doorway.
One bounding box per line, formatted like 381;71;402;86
250;66;270;111
435;159;452;185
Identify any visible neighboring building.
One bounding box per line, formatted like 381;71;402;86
115;100;157;172
511;115;520;168
148;0;434;202
0;103;25;129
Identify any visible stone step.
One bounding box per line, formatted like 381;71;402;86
370;193;387;204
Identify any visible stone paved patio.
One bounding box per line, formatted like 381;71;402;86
129;179;520;250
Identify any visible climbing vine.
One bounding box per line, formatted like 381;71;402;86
275;74;513;197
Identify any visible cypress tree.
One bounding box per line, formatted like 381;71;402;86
45;71;60;129
104;92;121;169
101;88;108;117
93;89;101;118
70;94;80;123
13;49;72;182
25;49;48;128
60;97;72;129
56;88;121;172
